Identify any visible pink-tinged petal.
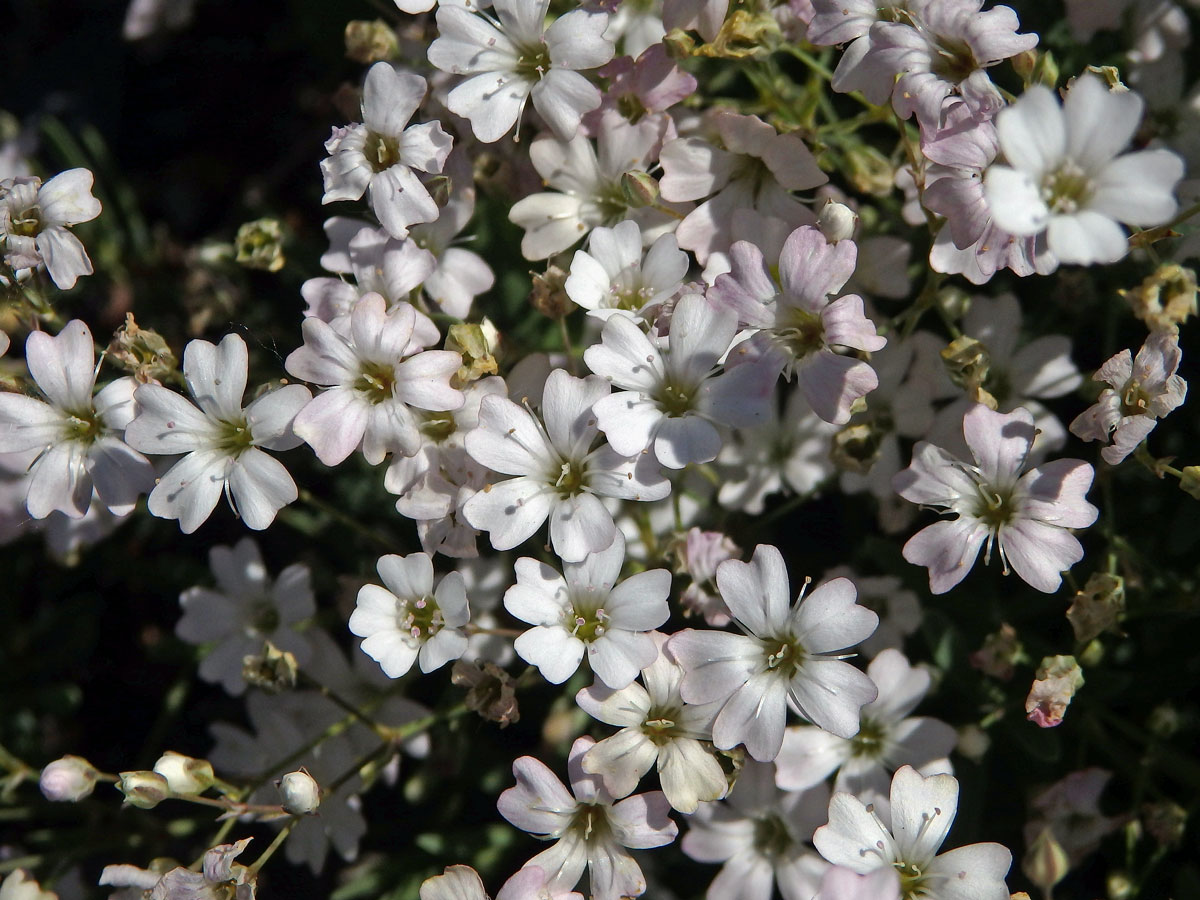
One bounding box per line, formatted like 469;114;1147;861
227;447;297;530
369;166;439;239
516;626;585;684
658;137;737;202
530;68;601;141
892;441;978;506
1091;150;1182;226
542;370;608;460
584;316;663;393
779;227;856;309
545;9;613;69
184;334;248;423
999;518;1084;593
713;672;789;761
815;866;900;900
657;738;727;813
497;867;582;900
610;791;678;847
577;681;651;728
963;404;1034;487
670;629;760;704
292;388;368;466
1017;458;1097;528
498;755;577;836
377;551;434;598
775;726;849;791
394;351;464;411
698;358;776;429
525;835;589;897
584;446;671;501
1063;74;1141;172
25;320;95;411
418;865;487;900
995;85;1064;176
148;449;230;534
463;477;554;551
717;543;792;637
799;352;877;425
822;295;886;352
37;228;94;289
509;191;588;260
549;491;617;562
37;169;102;226
707;852;776;900
924;842;1012;900
505;560;569;625
467;396;556;476
788;659;878;740
984;165;1049;237
653;415;720;468
94;377;139;430
604;568;671;630
902;518;989;595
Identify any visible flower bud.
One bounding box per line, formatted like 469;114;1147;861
39;755;99;802
118;770;171;809
447;321;500;386
106;313;178;385
234;218;285;272
153;751;214;795
620;170;659;209
242;641;299;693
1181;466;1200;499
344;19;399;64
1022;828;1070;895
277;768;321;815
817;201;858;243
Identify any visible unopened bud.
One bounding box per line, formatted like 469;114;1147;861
277;768;321;815
817;200;858;243
153;751;214;795
1013;49;1058;88
1181;466;1200;499
620;170;659;209
1022;829;1070;895
234;218;285;273
344;19;399;64
118;770;171;808
40;755;99;802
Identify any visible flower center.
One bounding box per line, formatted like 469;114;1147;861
515;42;552;81
64;410;103;445
1041;160;1093;214
656;379;693;417
895;859;928;898
928;34;980;84
246;599;281;636
364;130;402;172
216;417;256;455
850;718;887;759
641;705;684;745
752;813;793;860
969;480;1014;530
9;204;41;237
419;410;457;442
1120;378;1153;417
566;599;609;642
775;307;826;361
354;361;396;404
397;594;444;643
761;634;804;677
553;459;586;497
570;803;612;845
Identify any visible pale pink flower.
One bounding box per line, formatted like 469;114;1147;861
0;169;101;289
1069;331;1187;464
669;544;879;760
893;405;1098;594
497;736;677;900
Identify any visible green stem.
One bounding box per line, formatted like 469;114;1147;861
247;819;298;876
297;488;395;549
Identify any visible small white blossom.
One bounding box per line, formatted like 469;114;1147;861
0;169;101;289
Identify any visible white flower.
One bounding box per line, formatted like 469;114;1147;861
775;649;956;818
681;760;831;900
577;632;727;813
350;551;470;678
285;293;464;466
506;533;669;688
984;74;1184;265
585;292;776;468
564;219;688;322
428;0;613;143
0;320;154;519
497;736;677;900
177;537;315;696
813;765;1012;900
462;368;670;562
125;333;312;533
669;544;879;760
0;169;101;289
321;63;453;240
